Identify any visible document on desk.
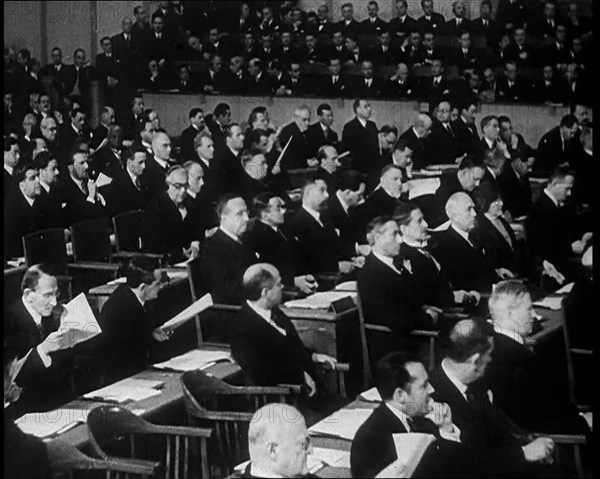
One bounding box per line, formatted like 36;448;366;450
309;408;373;441
408;178;440;200
359;387;382;403
376;433;435;478
160;293;213;331
16;408;91;438
82;378;164;403
533;296;563;310
335;281;357;292
285;291;357;309
57;293;102;348
555;282;574;295
153;348;232;372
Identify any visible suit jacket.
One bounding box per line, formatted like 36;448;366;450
305;122;339;159
288;207;343;275
368;44;399;66
415;13;447;34
36;185;64;230
280;74;312;96
90;123;109;150
341;117;379;175
450;47;480;72
58;175;107;227
340;48;367;65
63;65;93;100
495;77;530;103
140;156;169;198
498;164;531;218
444;18;472;36
57;123;86;173
197;69;224;94
495;0;527;29
318;74;349;98
452;117;480;156
141;192;199;262
213;146;243;195
326;193;364;259
474;214;521;273
487;332;588;434
430;226;495;292
278;122;310;171
429;366;527;477
244;72;273;96
182;191;218;242
146;32;174;62
219;70;251;95
505;44;534;67
384;76;417;99
201;228;257;304
95;52;118;86
3;415;50;479
429;120;461;164
348;77;384;98
103;169;148;217
400;126;431;170
419;76;451;106
39;62;70;100
361;17;389;35
179;125;202;162
4;191;46;259
274;46;301;67
530;78;568;104
298;45;329;65
535;126;572;172
471;17;501;44
399;45;426;66
389;15;418;38
431;173;466;226
89;144;124;179
336;19;362;37
230;304;317;388
364;187;402;222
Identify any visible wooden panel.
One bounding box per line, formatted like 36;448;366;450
292;318;338;357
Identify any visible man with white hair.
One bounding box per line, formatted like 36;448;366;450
278;105;313;171
399;112;432;170
486;280;590;436
364;164;404;221
142;131;173;196
239;403;311;478
430;192;495;292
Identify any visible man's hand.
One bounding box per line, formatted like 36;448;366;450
356;244;371;257
426;400;453;431
338;261;355;274
87;180;97;201
581;232;593;244
453;290;480;305
294;275;318;294
542;260;565;285
205;226;218;238
304;372;317;397
306;157;319;167
39;330;71;355
152;327;172;342
352;256;366;269
422;305;443;324
496;267;515;280
312;353;337;369
5;382;22;405
53;110;63;124
185;241;201;259
522;437;554;463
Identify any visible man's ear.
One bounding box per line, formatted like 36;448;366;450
467;352;480;366
392;386;407;404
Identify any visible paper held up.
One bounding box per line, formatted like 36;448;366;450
161;293;214;331
95;172;113;188
54;293;102;349
375;433;435;478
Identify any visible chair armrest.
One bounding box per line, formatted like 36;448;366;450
237;384;303;395
315;361;350;372
411;330;438;338
211;303;243;312
112;251;164;261
148;424;213;439
531;433;587;445
571;348;592;356
365;324;393;333
67;262;121;271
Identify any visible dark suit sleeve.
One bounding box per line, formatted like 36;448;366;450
4;417;50;479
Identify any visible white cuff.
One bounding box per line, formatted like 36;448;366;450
36;345;53;368
439;424;461;443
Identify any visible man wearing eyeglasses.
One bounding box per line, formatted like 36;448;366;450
141;165;200;264
5;264;73;416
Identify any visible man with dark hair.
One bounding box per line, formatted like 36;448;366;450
206;102;231;152
349;60;383;98
336;2;361;36
40;47;69;103
95;36;118;108
214;122;244;194
416;0;446;34
278;105;312;171
471;1;500;44
179;108;205;162
122;93;145;142
147;13;173;64
365;164;405;221
314;145;342;195
419;58;450;106
496;61;529;103
90;106;115;150
429;100;461;164
35;151;64;229
198;53;224;95
89;125;124;179
399;113;432;170
57;107;88;174
429;319;556;476
4;136;20;199
201;194;257;305
246;57;272;95
361;1;388;34
451;99;479;156
103;145;149;217
495;0;527;32
305;103;338;159
535;114;579;172
444;1;472;36
389;0;417;39
64;49;93;111
98;255;170;381
341;99;379;175
173;64;197;93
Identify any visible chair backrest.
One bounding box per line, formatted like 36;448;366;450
180;370;301;477
113;210;143;252
22;228;69;269
71;218;113;262
187;256;204;346
3;265;26;305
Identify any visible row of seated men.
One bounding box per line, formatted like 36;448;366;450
4;253;592;477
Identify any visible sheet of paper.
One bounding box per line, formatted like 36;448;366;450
57;293;102;348
161;293;213;331
173;260;191;268
153;348;232;372
7;257;25;268
413;169;441;177
429;220;451;232
407;178;440;200
555;282;574;295
16;408;91;438
234;453;328;475
82;378;164;403
359;387;382;403
96;172;113;188
533;296;563;310
391;433;436;477
310;447;351;468
285;291;356;309
107;277;127;285
581;412;592;431
335;281;357;292
309;408;373;441
166;271;188;280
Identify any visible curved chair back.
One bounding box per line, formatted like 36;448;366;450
71;218;113;262
113;210;143;252
22;228;68;270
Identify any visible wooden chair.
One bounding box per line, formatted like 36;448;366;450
112;210;144;253
22;228;69;269
70;218;115;262
538;434;588;478
4;265;27;305
87;405;212;479
186;256;204;346
180;370;302;477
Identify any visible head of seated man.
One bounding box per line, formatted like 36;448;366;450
412;112;432;139
379;125;398;152
545;165;575;207
241;148;268;181
183;160;203;198
246;129;269;154
301;178;329;213
379;164;404;199
151;131;171;161
225;123;245;154
293;106;311;133
189;107;205;131
247;403;311;478
473;182;504;221
194;132;214;164
395;202;430;246
248;106;269;131
34;151;59;188
14;161;41;201
316;145;340;174
367;215;402;259
489;280;535;339
253;192;287;229
337;169;366;209
21;264;60;318
391;139;413;172
456;155;485;192
124;255;164;305
353;98;372;121
445;191;477;234
165;165;188;206
68;139;91;182
217;194;250;239
482;147;506;177
243;263;283;311
480;115;500;144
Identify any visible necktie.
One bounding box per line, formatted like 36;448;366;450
465;384;487;412
445;123;454;137
135;178;141;190
483;19;488;28
81;180;89;197
125;34;130;46
406;416;416;431
493;218;514;249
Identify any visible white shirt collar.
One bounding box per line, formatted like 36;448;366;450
320;121;329;132
441;358;469;400
373;251;402;274
142;140;152;151
484;137;495;149
357;117;367;128
199;156;210;168
71;175;85;191
247;300;287;336
220;226;241;243
21;189;35;207
486;165;496;178
386;402;413;430
22;297;42;326
154;156;168;170
336;190;350;214
71;123;80;134
248;464;281;478
40;180;51;193
543;188;560;207
4;164;14;175
403;238;428;249
381;185;401;199
127;168;139;187
451;224;473;246
412;126;422;139
186;189;197;199
131;287;145;306
493;323;524;345
303;205;322;226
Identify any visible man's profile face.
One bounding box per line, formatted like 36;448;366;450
187;165;204;194
346;183;366;207
25;274;59;317
403;208;429;243
294;109;310;132
228;126;245;150
191;112;205;130
484;119;500;140
401;362;435;416
273;417;310;477
306;180;329;211
166;169;188;204
5;144;20;167
436;102;451;123
40;158;59;184
357;100;372;119
264;197;286;226
153;134;171;160
128;152;146;177
510;293;535;336
21;169;41;198
197;136;214;160
450;194;477;230
222;198;250;236
552;175;574;203
71;150;90;181
377;220;402;257
381;168;403;197
132;97;144;115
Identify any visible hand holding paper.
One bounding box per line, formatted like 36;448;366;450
161;293;213;332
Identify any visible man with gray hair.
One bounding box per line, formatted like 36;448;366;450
142;130;173;196
399;112;432;170
278;105;313;171
239;403;311;478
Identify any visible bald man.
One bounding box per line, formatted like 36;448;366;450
278;106;313;171
430;192;495;292
141;131;173;196
399;113;432;170
235;403;312;478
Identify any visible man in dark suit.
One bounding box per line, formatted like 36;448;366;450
35;152;64;230
146;13;174;64
336;3;362;37
416;0;446;34
244;193;317;294
231;263;337;395
305;104;339;160
313;145;342;195
539;25;571;70
318;58;349;98
277;105;312;171
384;62;418;99
213;123;244;195
197;53;224;95
430;192;496;292
495;61;530;103
505;28;533;67
179;108;206;163
58;139;107;227
90;106;114;151
348;60;384;98
535;114;579;172
103;145;149;217
172;64;198;93
181;160;218;242
141;165;200;264
399;113;433;170
274;30;301;67
206;102;231;154
398;31;426;66
5;265;72;415
4;136;20;200
430;319;557;476
89;125;124;180
289;178;354;276
341;99;379;175
112;17;143;100
298;33;327;65
530;64;568;104
487;281;590;435
220;55;249;95
498;154;532;218
40;47;70;105
245;58;273;96
121;94;145;142
278;62;312;96
361;1;389;34
444;1;472;36
140;130;174;198
358;217;436;365
57;108;89;174
201;195;257;305
452;99;480;156
450;31;481;73
98;255;170;382
369;30;398;66
63;49;93;112
471;1;500;44
419;59;451;106
4;162;46;260
526;166;591;279
389;0;417;39
364;165;404;222
429;101;461;164
495;0;527;31
95;36;119;107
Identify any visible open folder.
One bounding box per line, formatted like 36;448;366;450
161;293;213;331
153;349;232;372
375;433;436;478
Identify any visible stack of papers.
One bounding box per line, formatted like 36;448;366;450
16;408;91;438
335;281;357;292
555;282;574;295
153;349;232;372
407;178;440;200
309;408;374;441
56;294;102;347
533;296;563;310
82;378;164;403
285;291;357;309
359;387;382;403
108;271;189;286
